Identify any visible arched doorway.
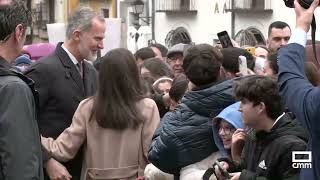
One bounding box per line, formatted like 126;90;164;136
165;26;192;48
234;27;266;47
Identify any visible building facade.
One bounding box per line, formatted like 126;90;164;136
119;0;320;50
29;0;116;43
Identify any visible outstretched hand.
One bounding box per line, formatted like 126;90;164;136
45;158;71;180
294;0;319;32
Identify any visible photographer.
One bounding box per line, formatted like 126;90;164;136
278;0;320;179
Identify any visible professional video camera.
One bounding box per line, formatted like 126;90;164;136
284;0;314;9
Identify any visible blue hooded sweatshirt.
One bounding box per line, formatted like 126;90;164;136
212;102;244;157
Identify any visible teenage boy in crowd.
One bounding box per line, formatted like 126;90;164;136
216;76;308;180
148;44;237;178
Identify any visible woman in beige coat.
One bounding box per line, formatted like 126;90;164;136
41;48;160;180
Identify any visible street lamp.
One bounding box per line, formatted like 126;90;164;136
131;0;146;30
132;0;144;15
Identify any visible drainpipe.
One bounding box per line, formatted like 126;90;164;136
231;0;235;38
151;0;155;40
231;11;235;38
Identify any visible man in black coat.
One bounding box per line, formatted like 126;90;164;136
0;1;43;179
26;7;106;180
148;44;237;177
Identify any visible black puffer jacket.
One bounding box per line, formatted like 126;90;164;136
148;78;239;175
238;113;309;180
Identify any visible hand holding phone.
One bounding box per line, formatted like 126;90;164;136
217;31;233;48
213;160;231;179
238;56;248;76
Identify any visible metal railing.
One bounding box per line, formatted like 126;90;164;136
155;0;197;12
226;0;272;11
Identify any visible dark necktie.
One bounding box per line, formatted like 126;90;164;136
77;61;83;79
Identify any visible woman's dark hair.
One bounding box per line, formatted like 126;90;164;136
141;57;173;79
90;48;144;129
149;43;168;57
141;76;155;97
234;76;284;119
221;47;255;74
169;79;189;102
267;52;279;74
134;47;156;61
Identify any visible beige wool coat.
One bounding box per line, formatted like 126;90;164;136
41;98;160;180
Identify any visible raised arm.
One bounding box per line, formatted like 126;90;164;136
278;0;320;131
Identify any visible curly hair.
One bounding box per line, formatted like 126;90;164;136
234;76;284;119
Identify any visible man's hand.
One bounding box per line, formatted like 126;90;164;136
230;172;241;180
231;129;247;163
235;68;256;77
294;0;319;32
45;158;72;180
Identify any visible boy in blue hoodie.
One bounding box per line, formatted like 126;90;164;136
212;102;245;158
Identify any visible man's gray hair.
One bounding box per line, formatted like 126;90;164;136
66;7;105;39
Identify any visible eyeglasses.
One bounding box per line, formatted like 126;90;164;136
218;127;235;135
167;55;183;63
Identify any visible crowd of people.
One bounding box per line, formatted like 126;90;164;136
0;0;320;180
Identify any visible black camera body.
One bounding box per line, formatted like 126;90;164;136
284;0;314;9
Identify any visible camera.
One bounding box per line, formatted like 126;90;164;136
284;0;314;9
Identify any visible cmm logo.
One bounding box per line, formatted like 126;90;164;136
292;151;312;169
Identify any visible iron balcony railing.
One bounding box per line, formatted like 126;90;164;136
155;0;197;12
225;0;272;12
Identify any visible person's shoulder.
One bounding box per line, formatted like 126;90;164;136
28;54;57;69
139;98;157;109
78;97;94;109
272;132;307;152
0;75;28;88
0;76;31;96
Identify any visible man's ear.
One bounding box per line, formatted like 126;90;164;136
258;102;266;115
219;66;226;78
14;24;24;42
72;30;81;41
266;38;270;46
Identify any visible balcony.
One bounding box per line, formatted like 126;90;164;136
225;0;273;13
155;0;197;14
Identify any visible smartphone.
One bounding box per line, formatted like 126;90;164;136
217;31;233;48
213;160;231;179
239;55;248;76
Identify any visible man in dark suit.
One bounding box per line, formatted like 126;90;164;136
26;7;106;180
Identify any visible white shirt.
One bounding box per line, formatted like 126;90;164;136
288;28;307;47
61;44;79;66
272;112;286;128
